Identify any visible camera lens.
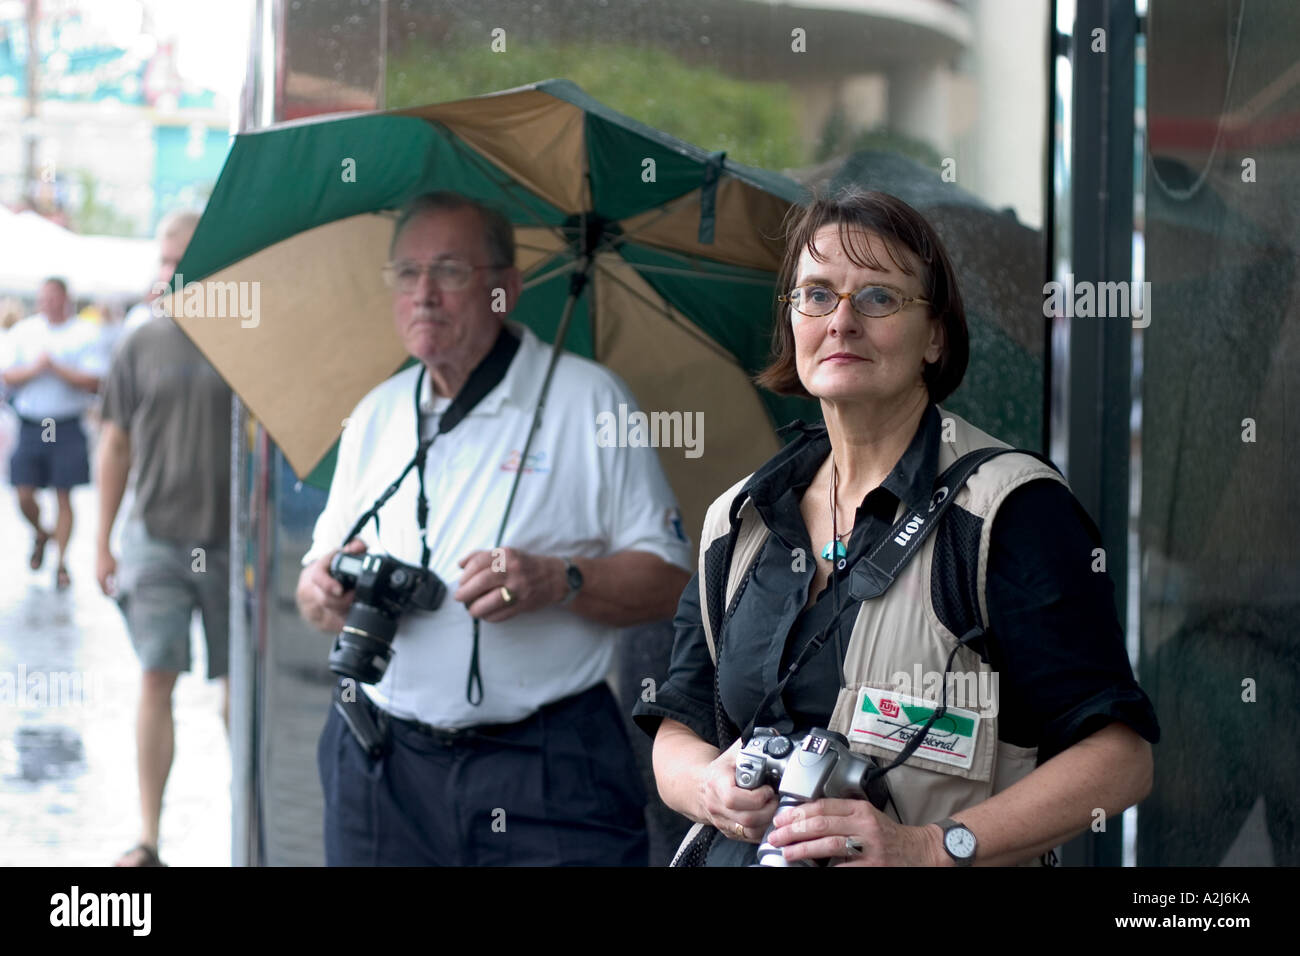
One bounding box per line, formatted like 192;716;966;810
328;602;398;684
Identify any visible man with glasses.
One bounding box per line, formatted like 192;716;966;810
296;191;692;866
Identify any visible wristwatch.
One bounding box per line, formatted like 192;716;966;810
936;817;977;866
561;558;584;606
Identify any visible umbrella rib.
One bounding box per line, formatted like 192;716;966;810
603;206;777;281
616;262;773;286
431;120;570;246
606;191;704;247
520;258;580;291
592;260;741;365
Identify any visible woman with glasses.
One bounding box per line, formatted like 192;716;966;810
632;189;1159;867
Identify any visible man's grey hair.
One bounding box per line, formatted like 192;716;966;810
389;192;515;268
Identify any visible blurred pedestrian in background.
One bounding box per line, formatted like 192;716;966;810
0;276;106;589
122;211;201;339
95;209;233;868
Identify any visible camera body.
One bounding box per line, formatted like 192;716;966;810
327;550;446;684
735;726;890;867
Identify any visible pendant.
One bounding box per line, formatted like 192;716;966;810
821;539;847;561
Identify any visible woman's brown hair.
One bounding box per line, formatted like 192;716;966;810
755;188;969;405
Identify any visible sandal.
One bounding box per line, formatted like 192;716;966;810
55;565;71;590
29;531;49;571
114;843;166;867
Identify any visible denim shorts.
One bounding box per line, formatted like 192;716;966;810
9;416;89;489
114;519;230;679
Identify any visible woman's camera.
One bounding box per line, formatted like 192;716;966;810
327;551;446;684
735;727;890;867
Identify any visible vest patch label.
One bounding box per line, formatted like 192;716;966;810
849;686;981;770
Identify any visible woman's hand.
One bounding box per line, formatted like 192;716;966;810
765;798;944;865
694;738;779;843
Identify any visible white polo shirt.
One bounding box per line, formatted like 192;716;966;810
304;322;693;727
0;313;108;420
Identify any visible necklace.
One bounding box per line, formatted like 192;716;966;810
821;460;851;562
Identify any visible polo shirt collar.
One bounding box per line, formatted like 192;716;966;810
417;320;543;418
738;402;942;524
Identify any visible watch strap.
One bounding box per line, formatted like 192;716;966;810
561;557;582;606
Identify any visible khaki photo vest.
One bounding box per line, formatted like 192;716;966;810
693;407;1066;863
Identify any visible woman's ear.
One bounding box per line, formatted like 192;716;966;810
924;316;946;365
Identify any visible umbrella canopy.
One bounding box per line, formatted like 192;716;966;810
171;79;818;539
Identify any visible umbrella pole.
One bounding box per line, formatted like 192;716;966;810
463;258;593;706
492;257;593;547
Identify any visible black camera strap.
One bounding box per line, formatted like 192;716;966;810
740;446;1060;748
340;325;521;556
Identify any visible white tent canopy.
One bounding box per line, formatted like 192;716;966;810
0;207;156;301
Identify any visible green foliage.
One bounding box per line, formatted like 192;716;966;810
386;41;804;170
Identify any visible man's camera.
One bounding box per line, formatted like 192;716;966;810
327;550;446;684
735;726;890;867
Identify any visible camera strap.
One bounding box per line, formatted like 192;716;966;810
340;325;521;557
740;445;1060;746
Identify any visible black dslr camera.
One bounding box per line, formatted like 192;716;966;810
735;727;891;867
327;551;446;684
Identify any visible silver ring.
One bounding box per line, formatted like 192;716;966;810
844;836;864;856
500;586;516;606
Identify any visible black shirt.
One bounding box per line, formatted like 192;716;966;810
634;403;1160;763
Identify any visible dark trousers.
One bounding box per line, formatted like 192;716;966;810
318;682;649;866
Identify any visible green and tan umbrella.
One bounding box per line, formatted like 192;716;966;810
171;79;815;537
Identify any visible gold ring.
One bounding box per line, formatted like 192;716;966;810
500;586;516;606
733;822;745;838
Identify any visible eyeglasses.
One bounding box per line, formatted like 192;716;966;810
381;258;506;294
779;283;931;319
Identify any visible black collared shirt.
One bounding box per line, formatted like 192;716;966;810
634;403;1160;763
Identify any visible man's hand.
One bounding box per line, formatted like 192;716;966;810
48;356;101;393
96;546;117;597
2;353;52;388
695;738;779;843
454;546;565;623
296;538;367;633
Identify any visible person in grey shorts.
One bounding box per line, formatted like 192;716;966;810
95;210;233;868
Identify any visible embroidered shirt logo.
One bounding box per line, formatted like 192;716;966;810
500;450;550;474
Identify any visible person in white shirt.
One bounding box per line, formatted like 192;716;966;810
296;192;692;866
1;277;106;588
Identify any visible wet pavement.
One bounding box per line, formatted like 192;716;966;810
0;411;231;867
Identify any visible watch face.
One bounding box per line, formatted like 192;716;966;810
945;826;976;858
566;564;583;590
